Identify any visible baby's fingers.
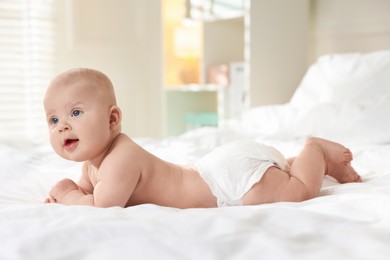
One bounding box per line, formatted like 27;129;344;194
44;196;57;204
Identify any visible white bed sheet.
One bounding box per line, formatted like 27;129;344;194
0;134;390;260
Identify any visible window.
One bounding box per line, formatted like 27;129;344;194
185;0;245;21
0;0;56;142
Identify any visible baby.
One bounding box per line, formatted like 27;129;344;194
44;68;361;208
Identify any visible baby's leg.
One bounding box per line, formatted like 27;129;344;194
288;138;361;183
244;137;360;204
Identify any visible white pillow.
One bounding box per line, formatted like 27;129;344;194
291;50;390;108
346;95;390;144
242;50;390;144
240;104;297;135
283;95;390;144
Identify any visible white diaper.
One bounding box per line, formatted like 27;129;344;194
194;140;290;207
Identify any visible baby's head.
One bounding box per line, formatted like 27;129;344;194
44;68;122;163
46;68;117;105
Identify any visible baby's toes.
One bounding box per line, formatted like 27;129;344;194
354;173;362;182
343;151;353;163
342;168;361;183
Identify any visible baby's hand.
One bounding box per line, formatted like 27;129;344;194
45;178;79;204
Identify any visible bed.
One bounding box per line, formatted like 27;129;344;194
1;50;390;259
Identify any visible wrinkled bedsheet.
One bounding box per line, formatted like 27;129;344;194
0;135;389;260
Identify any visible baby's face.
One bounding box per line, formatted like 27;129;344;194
44;79;114;162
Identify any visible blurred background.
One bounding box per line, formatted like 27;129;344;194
0;0;389;142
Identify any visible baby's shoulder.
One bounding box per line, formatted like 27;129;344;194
98;134;147;171
110;134;148;157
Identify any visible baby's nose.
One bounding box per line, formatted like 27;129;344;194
58;123;71;132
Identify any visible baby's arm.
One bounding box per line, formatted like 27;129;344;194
45;163;93;205
46;143;142;207
92;148;141;207
45;178;94;205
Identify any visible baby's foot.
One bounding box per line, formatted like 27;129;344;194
307;137;361;183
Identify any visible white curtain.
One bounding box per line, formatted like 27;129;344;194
0;0;55;142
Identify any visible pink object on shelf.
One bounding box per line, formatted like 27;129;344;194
207;64;229;85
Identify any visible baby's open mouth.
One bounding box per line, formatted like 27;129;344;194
64;138;79;148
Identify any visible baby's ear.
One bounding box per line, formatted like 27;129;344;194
109;105;122;131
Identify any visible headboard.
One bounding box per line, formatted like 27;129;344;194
310;0;390;62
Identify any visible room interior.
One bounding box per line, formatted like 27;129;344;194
0;1;389;259
51;0;390;139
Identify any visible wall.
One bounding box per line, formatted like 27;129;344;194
249;0;310;107
54;0;163;138
248;0;390;108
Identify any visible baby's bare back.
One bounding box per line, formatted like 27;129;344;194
122;140;216;208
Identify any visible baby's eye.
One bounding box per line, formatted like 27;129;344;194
50;117;59;125
71;109;82;117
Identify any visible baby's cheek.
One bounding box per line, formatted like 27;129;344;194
49;136;62;154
